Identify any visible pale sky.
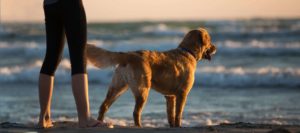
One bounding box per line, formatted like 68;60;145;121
1;0;300;22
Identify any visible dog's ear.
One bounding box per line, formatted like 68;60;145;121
198;28;211;46
179;30;202;51
198;28;217;61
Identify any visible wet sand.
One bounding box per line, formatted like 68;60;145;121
1;121;299;133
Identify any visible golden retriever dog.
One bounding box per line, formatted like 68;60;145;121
86;28;216;127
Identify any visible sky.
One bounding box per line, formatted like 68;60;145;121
1;0;300;22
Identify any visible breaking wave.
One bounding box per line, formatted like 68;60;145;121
1;60;299;88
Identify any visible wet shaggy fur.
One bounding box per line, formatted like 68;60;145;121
86;28;217;127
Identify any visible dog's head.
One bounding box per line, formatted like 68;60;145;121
178;28;216;61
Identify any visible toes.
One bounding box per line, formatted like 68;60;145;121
35;122;53;129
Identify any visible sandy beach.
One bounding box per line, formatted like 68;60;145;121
1;121;300;133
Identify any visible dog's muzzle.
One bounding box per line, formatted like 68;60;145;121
203;45;216;61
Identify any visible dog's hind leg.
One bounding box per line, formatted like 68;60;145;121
165;95;176;127
133;88;150;127
97;70;128;121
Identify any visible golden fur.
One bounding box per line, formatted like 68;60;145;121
86;28;217;127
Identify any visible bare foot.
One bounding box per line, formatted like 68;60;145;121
79;117;113;128
37;119;54;129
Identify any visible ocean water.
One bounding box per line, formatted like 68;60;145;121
0;19;300;127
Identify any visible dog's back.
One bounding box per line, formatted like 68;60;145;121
87;44;196;72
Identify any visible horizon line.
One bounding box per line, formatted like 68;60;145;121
1;16;300;24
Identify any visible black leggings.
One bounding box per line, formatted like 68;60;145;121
40;0;87;76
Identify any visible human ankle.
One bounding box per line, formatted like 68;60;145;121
39;114;51;122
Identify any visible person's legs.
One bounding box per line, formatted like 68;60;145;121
71;74;97;127
61;0;112;127
38;2;65;128
38;74;54;128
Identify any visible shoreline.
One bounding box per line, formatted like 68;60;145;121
1;121;299;133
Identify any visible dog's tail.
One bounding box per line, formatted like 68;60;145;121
86;44;127;68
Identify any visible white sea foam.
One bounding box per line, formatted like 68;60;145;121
19;113;300;127
219;40;300;49
23;113;234;127
195;66;300;87
0;41;40;48
141;23;188;36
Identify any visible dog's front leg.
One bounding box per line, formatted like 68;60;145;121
175;94;188;127
165;96;176;127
